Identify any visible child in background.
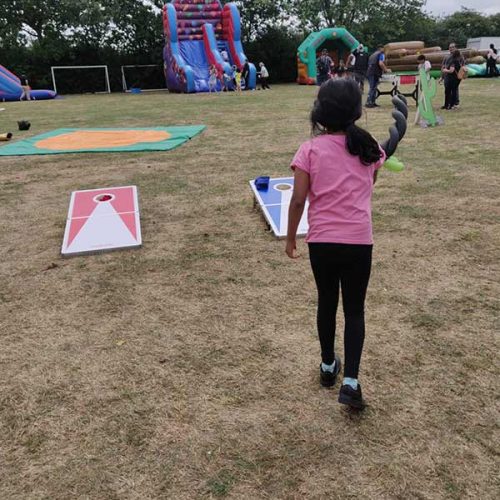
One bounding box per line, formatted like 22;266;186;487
208;65;218;94
234;67;242;93
286;78;386;410
222;70;232;92
414;54;432;124
19;74;32;101
334;59;347;78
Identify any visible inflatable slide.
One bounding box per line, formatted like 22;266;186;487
163;0;256;93
297;28;361;85
0;64;56;101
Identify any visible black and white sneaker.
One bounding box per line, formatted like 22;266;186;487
319;354;341;388
338;383;366;410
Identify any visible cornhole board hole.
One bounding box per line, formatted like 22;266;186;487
250;177;309;239
62;185;141;257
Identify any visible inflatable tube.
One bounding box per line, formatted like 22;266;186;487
468;56;486;64
387;50;409;59
386;47;442;59
384;41;424;51
419;47;442;54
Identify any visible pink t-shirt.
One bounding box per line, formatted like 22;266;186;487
291;134;385;244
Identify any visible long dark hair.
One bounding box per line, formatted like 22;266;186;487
311;78;382;165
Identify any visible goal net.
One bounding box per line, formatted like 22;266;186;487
121;65;167;92
51;66;111;95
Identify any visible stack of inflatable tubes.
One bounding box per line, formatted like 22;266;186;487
386;47;442;59
385;41;483;72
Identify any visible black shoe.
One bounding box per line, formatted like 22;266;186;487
365;103;375;108
320;354;341;387
372;103;380;107
339;383;366;410
440;106;446;109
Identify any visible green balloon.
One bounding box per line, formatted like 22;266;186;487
383;156;405;172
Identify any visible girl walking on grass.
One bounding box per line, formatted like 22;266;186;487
208;65;218;94
286;78;386;410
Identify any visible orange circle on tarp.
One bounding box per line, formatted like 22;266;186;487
36;130;171;151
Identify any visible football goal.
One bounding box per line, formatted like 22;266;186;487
121;65;167;92
51;65;111;95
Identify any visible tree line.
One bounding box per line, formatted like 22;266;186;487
1;1;499;90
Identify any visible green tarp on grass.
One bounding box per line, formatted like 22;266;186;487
0;126;206;156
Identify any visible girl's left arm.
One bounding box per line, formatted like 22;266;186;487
286;168;309;258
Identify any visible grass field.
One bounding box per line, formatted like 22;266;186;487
0;80;499;499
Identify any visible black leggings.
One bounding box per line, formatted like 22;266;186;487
444;78;459;108
309;243;373;379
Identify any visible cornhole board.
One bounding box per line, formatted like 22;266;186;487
250;177;309;239
62;185;141;256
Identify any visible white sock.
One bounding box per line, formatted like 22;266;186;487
321;361;336;373
343;377;358;390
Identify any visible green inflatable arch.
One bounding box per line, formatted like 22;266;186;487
297;28;361;85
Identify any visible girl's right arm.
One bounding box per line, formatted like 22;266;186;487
286;168;309;258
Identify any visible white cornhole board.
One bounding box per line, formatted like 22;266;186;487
250;176;309;239
62;185;142;256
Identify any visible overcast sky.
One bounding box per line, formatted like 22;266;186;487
424;0;500;16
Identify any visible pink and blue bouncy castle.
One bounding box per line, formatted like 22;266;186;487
163;0;256;92
0;64;56;101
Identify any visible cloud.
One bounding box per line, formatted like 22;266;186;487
424;0;500;16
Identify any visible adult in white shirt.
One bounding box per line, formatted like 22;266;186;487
258;62;270;90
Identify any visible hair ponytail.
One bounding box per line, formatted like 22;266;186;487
345;123;382;165
311;79;382;166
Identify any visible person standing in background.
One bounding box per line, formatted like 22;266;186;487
241;59;250;90
442;49;464;110
334;60;347;78
258;62;271;90
486;44;498;77
19;74;32;101
365;46;390;108
351;44;369;92
316;48;334;86
441;43;464;106
414;54;432;124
